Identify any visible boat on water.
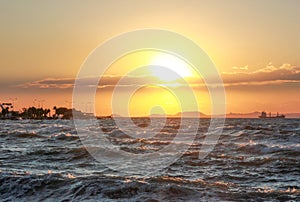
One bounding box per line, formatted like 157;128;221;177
259;111;285;118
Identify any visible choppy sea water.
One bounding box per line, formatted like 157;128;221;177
0;118;299;201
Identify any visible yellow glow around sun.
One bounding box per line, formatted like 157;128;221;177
148;53;195;82
128;86;180;116
96;50;211;116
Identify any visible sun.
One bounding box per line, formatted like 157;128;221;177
148;53;195;82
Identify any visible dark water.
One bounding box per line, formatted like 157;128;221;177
0;118;299;201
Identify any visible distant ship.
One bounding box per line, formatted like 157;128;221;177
259;111;285;118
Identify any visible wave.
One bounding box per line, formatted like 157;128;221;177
26;146;92;162
0;173;242;201
0;119;299;201
0;173;205;201
0;172;299;201
236;157;275;166
50;133;79;141
4;131;46;139
0;130;79;141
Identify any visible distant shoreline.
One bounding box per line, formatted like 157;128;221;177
2;104;300;120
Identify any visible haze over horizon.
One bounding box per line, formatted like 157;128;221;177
1;0;299;116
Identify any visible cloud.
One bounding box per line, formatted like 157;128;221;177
15;64;300;90
17;75;160;89
98;75;159;88
17;78;75;89
232;65;248;70
222;64;300;86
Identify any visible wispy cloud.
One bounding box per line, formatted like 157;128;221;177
17;78;75;89
17;75;160;89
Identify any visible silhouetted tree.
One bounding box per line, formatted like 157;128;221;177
20;107;51;119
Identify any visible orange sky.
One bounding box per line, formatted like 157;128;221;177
0;1;299;116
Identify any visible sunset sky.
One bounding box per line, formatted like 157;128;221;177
1;0;299;116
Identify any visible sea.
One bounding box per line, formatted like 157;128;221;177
0;118;299;201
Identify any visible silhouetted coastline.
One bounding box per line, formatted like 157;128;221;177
0;103;94;120
1;102;299;120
